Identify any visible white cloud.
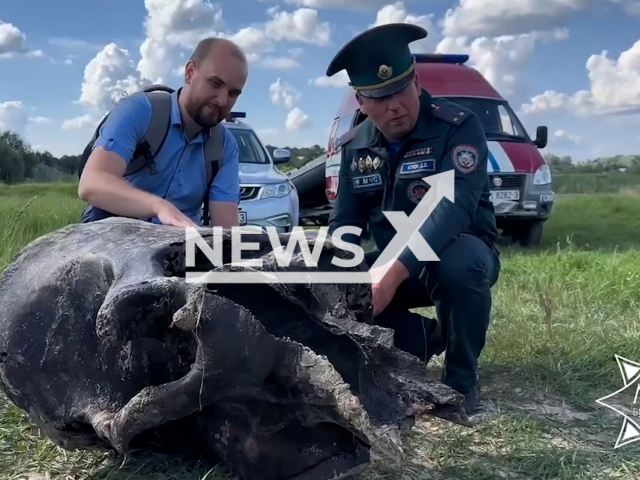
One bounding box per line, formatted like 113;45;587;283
372;2;437;53
269;78;311;131
288;47;304;58
62;114;95;130
441;0;588;38
0;19;43;59
286;107;311;130
309;69;349;88
256;127;278;138
263;7;331;46
79;43;148;111
0;21;27;56
268;0;420;11
269;78;302;109
0;101;27;134
621;0;640;14
133;1;329;83
553;129;582;146
223;26;273;57
27;116;52;125
260;56;300;69
137;0;225;83
48;37;103;52
0;103;54;141
440;0;640;38
437;29;568;100
521;38;640;116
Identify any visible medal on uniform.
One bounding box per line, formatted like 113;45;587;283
358;157;365;172
365;155;373;172
351;158;357;171
372;156;381;170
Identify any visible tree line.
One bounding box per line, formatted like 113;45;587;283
0;129;327;184
545;153;640;174
0;131;81;184
1;128;639;184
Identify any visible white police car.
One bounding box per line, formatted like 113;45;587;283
224;113;299;233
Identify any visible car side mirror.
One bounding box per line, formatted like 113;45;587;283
272;148;291;164
534;126;548;149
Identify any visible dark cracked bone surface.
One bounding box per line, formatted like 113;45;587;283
0;218;469;480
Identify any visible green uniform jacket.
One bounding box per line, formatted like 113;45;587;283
328;89;499;278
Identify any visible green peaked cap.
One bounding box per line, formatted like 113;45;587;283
326;23;428;98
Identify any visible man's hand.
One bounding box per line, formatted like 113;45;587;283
369;259;409;316
155;199;198;227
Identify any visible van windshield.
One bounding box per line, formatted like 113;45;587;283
228;129;270;164
444;97;530;142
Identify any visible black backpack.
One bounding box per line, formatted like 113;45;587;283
78;83;224;226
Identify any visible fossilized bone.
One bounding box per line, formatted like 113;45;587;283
0;218;468;480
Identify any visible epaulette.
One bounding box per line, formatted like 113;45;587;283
431;101;470;125
338;121;364;146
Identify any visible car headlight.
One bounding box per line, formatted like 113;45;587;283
533;164;552;185
260;182;291;199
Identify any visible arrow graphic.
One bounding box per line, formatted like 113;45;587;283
370;169;455;278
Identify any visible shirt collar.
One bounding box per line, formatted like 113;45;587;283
170;88;183;126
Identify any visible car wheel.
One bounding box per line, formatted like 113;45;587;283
516;220;544;247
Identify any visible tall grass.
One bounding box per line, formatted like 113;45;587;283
0;184;85;270
552;172;640;194
0;185;639;479
540;191;640;251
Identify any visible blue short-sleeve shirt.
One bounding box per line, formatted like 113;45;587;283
93;89;240;225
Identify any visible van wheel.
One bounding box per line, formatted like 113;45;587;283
515;220;544;247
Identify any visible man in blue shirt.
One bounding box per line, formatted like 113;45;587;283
78;37;248;228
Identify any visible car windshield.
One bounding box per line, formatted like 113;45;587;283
444;97;530;142
228;128;270;164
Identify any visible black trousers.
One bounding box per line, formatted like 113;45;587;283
365;233;500;394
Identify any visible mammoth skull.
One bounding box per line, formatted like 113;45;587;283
0;218;468;480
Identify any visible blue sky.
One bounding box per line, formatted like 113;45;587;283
1;0;639;161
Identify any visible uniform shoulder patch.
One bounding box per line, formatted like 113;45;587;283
452;144;479;174
431;101;470;125
338;122;364;146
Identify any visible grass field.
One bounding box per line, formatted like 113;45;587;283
1;183;640;479
552;171;640;194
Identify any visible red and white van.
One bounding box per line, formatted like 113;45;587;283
324;54;555;246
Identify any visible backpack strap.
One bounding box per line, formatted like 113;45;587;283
201;124;226;226
124;90;173;177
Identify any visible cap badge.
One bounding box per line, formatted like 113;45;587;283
377;64;393;80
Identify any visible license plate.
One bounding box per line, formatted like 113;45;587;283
490;190;520;202
239;211;247;225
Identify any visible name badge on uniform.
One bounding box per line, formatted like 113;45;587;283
353;173;382;189
399;159;435;175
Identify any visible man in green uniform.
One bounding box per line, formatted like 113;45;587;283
325;23;501;414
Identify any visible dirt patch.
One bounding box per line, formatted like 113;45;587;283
474;381;598;424
514;390;594;421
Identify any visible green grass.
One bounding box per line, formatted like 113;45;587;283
552;172;640;194
539;192;640;251
1;186;640;479
0;183;85;270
